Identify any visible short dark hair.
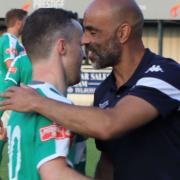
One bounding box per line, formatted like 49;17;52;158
5;9;27;27
22;8;78;60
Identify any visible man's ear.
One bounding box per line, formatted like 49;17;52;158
116;23;131;44
57;38;66;55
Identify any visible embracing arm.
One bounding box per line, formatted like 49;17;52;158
0;86;158;139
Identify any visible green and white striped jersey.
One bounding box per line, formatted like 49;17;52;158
0;54;32;118
0;33;25;87
8;82;72;180
7;82;86;179
5;54;32;86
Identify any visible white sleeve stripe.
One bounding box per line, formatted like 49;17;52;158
135;77;180;101
4;77;17;85
5;58;18;80
37;153;67;169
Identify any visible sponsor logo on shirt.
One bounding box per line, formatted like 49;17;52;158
145;65;164;73
6;48;18;55
40;124;72;141
99;100;109;109
8;67;17;73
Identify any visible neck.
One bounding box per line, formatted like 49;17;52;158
113;40;145;88
32;58;67;95
7;27;19;38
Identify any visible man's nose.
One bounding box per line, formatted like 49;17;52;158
81;33;90;45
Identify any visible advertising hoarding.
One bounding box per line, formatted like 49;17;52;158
0;0;180;20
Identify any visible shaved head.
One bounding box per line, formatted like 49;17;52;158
82;0;144;69
84;0;144;38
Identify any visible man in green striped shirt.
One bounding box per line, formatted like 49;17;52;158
0;9;27;131
0;9;27;94
2;8;90;180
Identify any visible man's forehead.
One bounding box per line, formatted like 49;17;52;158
84;0;111;17
83;8;114;31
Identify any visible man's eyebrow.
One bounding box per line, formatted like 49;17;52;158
83;25;100;32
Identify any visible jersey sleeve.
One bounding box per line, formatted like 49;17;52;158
0;57;20;118
128;61;180;117
5;56;20;85
2;35;18;63
34;116;73;170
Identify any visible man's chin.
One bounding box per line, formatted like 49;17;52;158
91;62;108;69
91;62;100;69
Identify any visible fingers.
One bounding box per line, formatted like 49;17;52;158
0;85;38;112
0;86;18;98
0;98;12;111
0;99;12;106
0;91;14;98
6;86;19;92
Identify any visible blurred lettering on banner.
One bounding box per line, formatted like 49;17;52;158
67;66;111;94
33;0;65;9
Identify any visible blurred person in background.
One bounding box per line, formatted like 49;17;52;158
0;9;27;81
0;8;27;129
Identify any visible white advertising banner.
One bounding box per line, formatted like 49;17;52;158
0;0;180;20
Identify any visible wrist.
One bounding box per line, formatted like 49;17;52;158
31;95;45;113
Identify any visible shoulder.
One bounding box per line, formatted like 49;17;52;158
29;83;73;105
146;53;179;72
11;54;27;66
4;33;18;42
16;54;30;62
0;34;8;44
139;54;180;89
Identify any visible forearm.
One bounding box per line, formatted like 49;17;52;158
34;96;112;139
0;87;159;140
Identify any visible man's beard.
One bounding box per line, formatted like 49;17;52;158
85;35;121;69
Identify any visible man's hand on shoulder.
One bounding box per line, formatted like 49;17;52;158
0;85;41;112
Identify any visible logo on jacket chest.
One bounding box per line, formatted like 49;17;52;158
99;100;109;109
